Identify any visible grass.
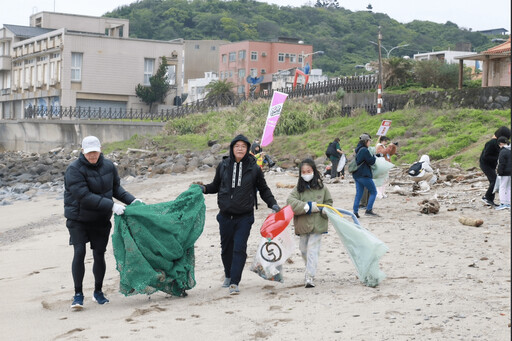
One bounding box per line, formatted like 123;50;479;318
102;101;510;170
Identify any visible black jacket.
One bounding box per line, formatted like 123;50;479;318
64;153;135;222
479;138;501;169
204;135;277;216
497;146;512;176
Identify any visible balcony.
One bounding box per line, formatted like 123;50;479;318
0;56;12;71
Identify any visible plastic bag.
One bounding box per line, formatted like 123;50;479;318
250;226;295;282
372;157;395;187
324;207;388;287
337;154;346;172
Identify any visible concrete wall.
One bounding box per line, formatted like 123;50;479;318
0;120;165;152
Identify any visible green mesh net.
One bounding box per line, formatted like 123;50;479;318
112;185;205;296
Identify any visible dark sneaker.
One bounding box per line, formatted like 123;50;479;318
481;197;496;207
92;291;109;305
229;284;240;295
354;212;360;218
222;277;231;288
71;293;84;310
365;210;380;217
305;276;315;288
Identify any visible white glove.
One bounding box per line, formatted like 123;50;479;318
310;202;320;213
304;202;320;214
131;198;144;204
112;203;125;215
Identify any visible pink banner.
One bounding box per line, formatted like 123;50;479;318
261;91;288;147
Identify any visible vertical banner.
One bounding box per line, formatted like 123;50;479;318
260;91;288;147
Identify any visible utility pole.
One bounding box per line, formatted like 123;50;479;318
377;26;383;114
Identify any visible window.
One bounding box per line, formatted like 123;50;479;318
71;52;83;82
195;44;200;50
211;46;216;51
229;71;233;78
250;51;258;61
229;52;236;62
238;85;245;94
278;53;285;62
298;54;303;64
144;58;155;85
238;68;245;79
166;65;176;86
289;54;297;63
222;54;227;63
250;68;257;77
238;50;246;60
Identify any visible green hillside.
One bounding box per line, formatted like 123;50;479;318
104;100;511;169
104;0;506;76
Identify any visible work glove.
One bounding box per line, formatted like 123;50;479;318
304;202;319;214
271;204;281;213
112;203;125;215
375;153;383;157
131;198;144;204
320;207;328;217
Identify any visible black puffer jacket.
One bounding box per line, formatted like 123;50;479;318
204;135;277;216
497;146;512;176
64;153;135;222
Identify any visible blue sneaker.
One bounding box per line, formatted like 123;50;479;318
92;291;109;305
495;204;510;210
71;293;84;310
222;277;231;288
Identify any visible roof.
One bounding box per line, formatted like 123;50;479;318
482;38;511;55
3;24;54;38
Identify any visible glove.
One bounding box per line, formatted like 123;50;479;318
310;202;320;213
320;207;328;217
131;198;144;204
271;204;281;213
112;203;125;215
393;142;399;146
375;153;383;157
191;182;206;193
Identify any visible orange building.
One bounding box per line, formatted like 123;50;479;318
218;39;313;96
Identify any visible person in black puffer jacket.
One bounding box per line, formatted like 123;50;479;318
479;126;511;206
496;136;511;210
64;136;140;310
200;134;279;295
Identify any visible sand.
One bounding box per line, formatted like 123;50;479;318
0;169;510;340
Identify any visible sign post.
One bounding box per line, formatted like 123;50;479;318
376;120;392;136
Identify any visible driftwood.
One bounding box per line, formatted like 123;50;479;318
459;177;487;184
458;216;484;227
276;182;295;189
418;199;440;214
127;148;152;154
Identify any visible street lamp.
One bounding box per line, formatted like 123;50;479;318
369;41;409;58
301;50;324;68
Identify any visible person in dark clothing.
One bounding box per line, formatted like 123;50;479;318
495;136;511;210
352;134;379;218
328;138;343;180
200;134;279;295
64;136;141;310
479;126;511;206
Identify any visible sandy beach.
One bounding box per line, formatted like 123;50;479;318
0;169;510;340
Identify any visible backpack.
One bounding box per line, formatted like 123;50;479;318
407;162;423;176
325;142;337;158
348;150;364;173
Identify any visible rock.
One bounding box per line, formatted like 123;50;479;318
171;164;187;173
210;144;222;154
207;140;218;147
201;155;217;167
418;199;440;214
12;183;31;194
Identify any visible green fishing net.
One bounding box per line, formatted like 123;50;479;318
112;185;205;296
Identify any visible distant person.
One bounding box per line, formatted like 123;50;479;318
287;159;333;288
410;155;437;185
200;134;280;295
375;136;398;199
352;134;379;218
495;136;511;210
327;138;343;180
250;139;275;169
64;136;142;310
479;126;511;206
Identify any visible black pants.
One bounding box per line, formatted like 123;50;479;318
480;162;497;202
331;158;339;178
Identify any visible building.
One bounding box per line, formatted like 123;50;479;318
272;68;328;89
218;40;314;97
413;50;479;69
0;12;184;119
187;71;218;103
455;38;511;88
183;39;228;82
477;28;509;35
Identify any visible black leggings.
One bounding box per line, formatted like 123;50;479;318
72;243;106;294
480;162;497;202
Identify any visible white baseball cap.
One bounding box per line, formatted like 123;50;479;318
82;136;101;154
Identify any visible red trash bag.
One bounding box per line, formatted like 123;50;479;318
260;205;294;239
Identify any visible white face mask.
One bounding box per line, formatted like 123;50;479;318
301;174;314;182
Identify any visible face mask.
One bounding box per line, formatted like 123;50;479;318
301;174;314;182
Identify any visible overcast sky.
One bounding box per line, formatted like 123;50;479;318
1;0;510;33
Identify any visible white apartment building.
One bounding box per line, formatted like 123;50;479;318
0;12;184;119
413;50;479;69
272;68;328;90
187;72;219;103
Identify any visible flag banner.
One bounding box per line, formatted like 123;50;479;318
261;91;288;147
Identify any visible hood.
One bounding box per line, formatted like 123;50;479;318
229;134;251;161
355;141;366;154
419;155;430;165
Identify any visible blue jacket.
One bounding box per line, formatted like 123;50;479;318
352;142;376;179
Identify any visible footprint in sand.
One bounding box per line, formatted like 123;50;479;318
54;328;86;339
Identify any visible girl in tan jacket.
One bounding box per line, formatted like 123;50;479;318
287;159;333;288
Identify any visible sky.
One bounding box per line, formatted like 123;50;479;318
1;0;510;33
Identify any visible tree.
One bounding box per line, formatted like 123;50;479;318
205;79;236;105
382;57;413;87
135;56;171;112
315;0;340;8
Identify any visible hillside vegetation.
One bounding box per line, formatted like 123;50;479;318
104;0;506;76
104;100;511;169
